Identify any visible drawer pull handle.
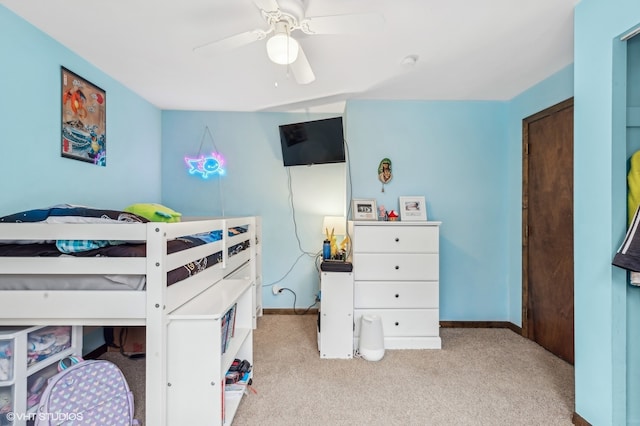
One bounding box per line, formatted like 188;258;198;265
395;322;399;326
395;238;399;242
395;294;399;298
395;265;399;270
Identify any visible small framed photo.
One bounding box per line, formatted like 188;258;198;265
399;196;427;221
352;199;378;221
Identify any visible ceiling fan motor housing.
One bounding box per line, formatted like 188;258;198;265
261;0;305;32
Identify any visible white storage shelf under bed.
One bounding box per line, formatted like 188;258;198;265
0;216;260;426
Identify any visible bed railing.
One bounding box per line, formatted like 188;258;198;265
0;217;258;322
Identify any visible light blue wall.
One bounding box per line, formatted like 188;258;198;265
162;102;513;320
506;64;574;325
574;0;640;424
0;6;162;217
161;84;578;322
344;100;509;320
357;67;577;333
161;111;347;308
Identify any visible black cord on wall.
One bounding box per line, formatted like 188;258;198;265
276;287;318;315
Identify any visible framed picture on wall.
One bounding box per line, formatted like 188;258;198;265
352;199;377;221
399;196;427;221
61;67;107;166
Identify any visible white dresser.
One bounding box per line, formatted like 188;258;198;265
350;221;442;349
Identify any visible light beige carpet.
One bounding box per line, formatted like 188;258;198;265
104;314;575;425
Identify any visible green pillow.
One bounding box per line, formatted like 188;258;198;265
123;203;182;223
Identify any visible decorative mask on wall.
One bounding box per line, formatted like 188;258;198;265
378;158;392;192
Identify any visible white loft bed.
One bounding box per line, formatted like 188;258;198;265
0;216;260;426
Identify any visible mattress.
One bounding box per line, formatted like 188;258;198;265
0;238;250;291
0;272;146;291
0;237;223;291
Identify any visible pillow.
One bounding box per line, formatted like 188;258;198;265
123;203;182;223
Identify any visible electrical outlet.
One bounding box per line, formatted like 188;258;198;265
272;285;282;295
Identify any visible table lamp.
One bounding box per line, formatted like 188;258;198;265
322;216;347;260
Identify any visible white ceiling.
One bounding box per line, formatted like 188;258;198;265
2;0;578;113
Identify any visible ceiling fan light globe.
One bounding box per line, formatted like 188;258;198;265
266;33;299;65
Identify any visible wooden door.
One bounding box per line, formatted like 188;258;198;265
522;98;574;364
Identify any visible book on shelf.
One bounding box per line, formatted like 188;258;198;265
220;313;227;353
228;302;237;338
220;303;238;354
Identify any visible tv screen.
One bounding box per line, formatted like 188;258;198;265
279;117;345;167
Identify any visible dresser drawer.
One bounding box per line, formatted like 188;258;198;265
353;253;438;281
354;309;440;337
353;225;438;253
354;281;438;309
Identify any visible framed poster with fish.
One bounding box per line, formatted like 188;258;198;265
61;67;106;166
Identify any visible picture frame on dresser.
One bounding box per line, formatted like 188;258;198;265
399;196;427;221
352;199;377;221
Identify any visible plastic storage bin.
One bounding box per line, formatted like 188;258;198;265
26;364;58;411
27;327;72;368
0;326;82;426
0;385;13;425
0;339;13;382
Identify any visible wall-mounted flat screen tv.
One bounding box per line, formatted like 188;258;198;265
279;117;345;167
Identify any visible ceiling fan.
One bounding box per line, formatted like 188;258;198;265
193;0;383;85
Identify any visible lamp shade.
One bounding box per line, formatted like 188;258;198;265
323;216;346;237
266;32;299;65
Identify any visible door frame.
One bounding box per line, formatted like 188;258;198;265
521;97;574;339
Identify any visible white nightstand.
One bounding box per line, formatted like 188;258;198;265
317;266;354;359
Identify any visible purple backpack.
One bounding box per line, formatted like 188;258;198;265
34;359;136;426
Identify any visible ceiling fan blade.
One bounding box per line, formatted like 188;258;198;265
193;30;267;56
253;0;280;13
289;45;315;85
300;12;384;35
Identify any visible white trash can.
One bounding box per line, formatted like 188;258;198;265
359;315;385;361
